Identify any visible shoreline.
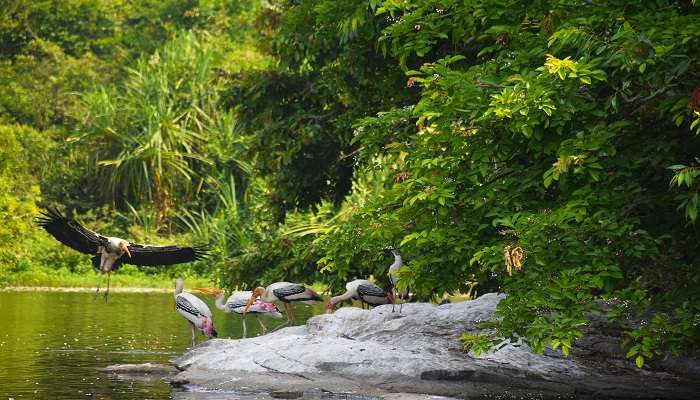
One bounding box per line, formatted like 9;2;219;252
0;286;174;293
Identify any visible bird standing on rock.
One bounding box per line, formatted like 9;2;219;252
193;287;283;338
174;279;217;347
37;208;207;301
385;245;408;313
325;279;394;313
243;282;321;329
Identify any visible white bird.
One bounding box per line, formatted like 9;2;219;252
243;282;321;328
192;287;283;338
325;279;394;313
174;279;217;347
386;245;408;313
37;208;206;301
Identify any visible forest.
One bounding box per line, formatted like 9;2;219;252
0;0;698;368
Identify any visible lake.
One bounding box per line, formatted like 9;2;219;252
0;289;326;399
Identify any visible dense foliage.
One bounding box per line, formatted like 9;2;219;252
0;0;262;284
223;0;700;368
1;0;698;368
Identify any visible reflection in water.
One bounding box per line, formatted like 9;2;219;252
173;388;382;400
0;290;323;399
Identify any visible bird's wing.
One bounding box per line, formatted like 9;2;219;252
225;292;251;311
357;283;388;298
36;208;106;255
272;284;306;299
176;293;212;319
121;243;207;266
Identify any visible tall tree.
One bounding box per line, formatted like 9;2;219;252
78;32;220;227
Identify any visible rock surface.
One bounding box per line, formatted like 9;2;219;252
99;362;179;375
98;362;179;382
172;294;699;399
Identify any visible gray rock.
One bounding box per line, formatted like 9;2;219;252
98;362;179;382
99;362;179;375
172;293;699;399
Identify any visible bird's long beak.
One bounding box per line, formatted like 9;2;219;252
242;297;254;317
119;241;132;258
242;288;261;318
192;288;221;296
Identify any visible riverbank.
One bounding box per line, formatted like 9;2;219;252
0;286;178;292
0;265;211;289
171;293;700;399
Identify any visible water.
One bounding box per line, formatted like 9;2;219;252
0;290;327;399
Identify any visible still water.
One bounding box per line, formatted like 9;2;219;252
0;290;326;400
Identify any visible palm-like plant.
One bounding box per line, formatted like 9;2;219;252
78;32;218;228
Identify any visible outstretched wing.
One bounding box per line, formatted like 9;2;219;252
122;243;207;266
36;208;106;255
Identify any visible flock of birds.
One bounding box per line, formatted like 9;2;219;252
37;208;408;346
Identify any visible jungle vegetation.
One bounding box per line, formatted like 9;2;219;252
0;0;698;368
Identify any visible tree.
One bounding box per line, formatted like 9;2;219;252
78;32;220;227
233;0;700;365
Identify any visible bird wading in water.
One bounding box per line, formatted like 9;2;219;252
37;208;207;301
193;287;283;338
174;279;217;347
325;279;394;313
243;282;321;329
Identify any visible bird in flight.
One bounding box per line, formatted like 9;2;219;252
37;208;207;301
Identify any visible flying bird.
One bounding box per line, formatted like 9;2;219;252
243;282;321;329
174;279;217;347
193;287;283;338
386;245;408;313
36;208;206;301
325;279;394;313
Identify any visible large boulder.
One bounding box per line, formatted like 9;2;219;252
172;293;698;399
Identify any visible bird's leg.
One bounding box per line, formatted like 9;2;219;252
242;317;248;339
288;303;296;325
257;316;267;335
272;303;292;332
94;271;103;300
391;288;396;313
190;323;197;347
284;303;292;325
104;271;111;302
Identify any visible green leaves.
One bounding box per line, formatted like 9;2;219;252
238;0;700;368
542;54;607;84
669;164;700;222
78;32;223;225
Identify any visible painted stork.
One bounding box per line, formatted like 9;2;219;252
325;279;394;313
386;245;408;313
36;208;206;301
192;288;283;338
174;279;217;347
243;282;321;328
